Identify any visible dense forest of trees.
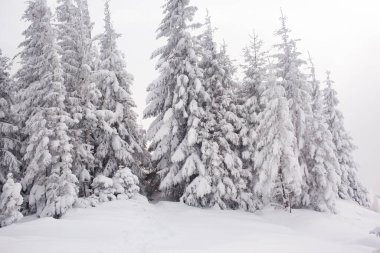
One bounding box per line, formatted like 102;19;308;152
0;0;369;227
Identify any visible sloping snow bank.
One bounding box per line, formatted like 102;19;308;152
0;195;379;253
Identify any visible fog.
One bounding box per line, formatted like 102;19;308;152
0;0;379;193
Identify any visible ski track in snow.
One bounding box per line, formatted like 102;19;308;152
0;195;379;253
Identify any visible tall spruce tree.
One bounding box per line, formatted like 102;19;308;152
0;50;20;189
95;1;146;179
238;32;267;192
301;56;339;212
15;0;78;218
144;0;207;200
181;17;254;210
254;65;301;209
273;12;313;206
56;0;101;196
323;72;369;206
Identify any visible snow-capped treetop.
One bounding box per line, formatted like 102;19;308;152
241;32;267;100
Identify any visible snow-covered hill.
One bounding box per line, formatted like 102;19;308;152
0;195;379;253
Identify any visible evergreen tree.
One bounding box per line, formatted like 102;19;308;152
56;0;101;196
273;13;313;200
91;175;115;202
323;72;369;206
144;0;207;200
95;1;146;180
113;167;140;199
238;32;267;191
0;174;23;227
254;66;301;209
301;56;339;212
0;50;20;188
181;17;253;210
15;0;78;218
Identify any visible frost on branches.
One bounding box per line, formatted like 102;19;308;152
323;72;369;207
0;50;20;189
0;174;23;227
15;0;78;218
144;0;207;200
94;1;145;180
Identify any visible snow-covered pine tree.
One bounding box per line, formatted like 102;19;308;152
144;0;207;200
0;50;20;189
254;65;302;210
323;71;369;206
273;12;313;207
301;56;339;212
238;32;267;191
91;175;115;202
56;0;101;197
15;0;78;218
113;167;140;199
94;1;146;181
0;174;23;227
180;16;253;210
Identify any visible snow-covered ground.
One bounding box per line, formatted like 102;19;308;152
0;195;379;253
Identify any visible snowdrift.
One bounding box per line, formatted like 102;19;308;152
0;195;379;253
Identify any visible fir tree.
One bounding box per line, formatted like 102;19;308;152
323;72;369;206
56;0;101;196
301;56;339;212
0;50;20;188
181;17;253;210
273;12;313;196
15;0;78;218
0;174;23;227
95;1;146;180
91;175;115;202
113;167;140;199
144;0;207;200
238;32;267;191
254;66;302;209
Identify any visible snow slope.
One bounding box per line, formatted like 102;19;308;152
0;195;379;253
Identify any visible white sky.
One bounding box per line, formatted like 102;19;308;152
0;0;379;194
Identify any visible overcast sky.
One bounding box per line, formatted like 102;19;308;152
0;0;379;194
